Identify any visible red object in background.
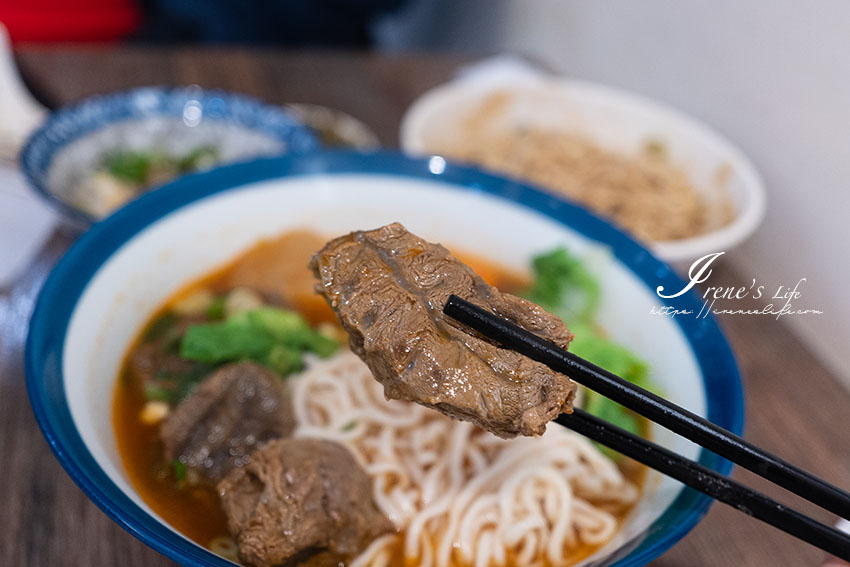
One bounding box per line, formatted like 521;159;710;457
0;0;141;43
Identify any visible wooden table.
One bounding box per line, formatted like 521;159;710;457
2;47;848;567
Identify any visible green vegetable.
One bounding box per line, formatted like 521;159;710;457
102;145;219;186
521;247;600;323
568;322;651;390
180;307;339;376
568;321;650;453
142;311;178;342
143;384;173;402
205;296;227;320
244;308;309;339
173;460;187;482
583;389;643;445
294;328;339;358
521;246;658;459
178;145;219;172
570;321;652;456
103;150;153;184
181;313;277;363
263;344;305;376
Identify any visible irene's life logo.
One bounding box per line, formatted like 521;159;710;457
653;252;823;319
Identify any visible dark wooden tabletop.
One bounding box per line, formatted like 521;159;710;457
2;46;849;567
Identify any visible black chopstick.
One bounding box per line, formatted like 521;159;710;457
443;295;850;520
558;408;850;561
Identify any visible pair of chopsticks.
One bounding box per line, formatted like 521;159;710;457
443;295;850;561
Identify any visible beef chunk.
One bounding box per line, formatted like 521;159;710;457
310;222;576;438
159;362;294;483
217;438;393;567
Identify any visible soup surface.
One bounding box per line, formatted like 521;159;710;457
113;230;645;566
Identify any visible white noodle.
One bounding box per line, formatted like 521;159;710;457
291;351;638;566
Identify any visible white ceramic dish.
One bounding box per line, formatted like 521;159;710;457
27;151;742;566
400;77;766;264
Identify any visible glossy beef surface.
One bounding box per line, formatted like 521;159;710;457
160;362;295;484
218;438;392;567
311;222;576;438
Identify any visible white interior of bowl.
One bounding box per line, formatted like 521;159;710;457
63;173;705;565
400;78;765;264
47;116;286;203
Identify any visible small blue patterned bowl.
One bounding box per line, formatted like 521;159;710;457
20;86;320;226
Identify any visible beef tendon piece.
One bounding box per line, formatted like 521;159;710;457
310;222;576;438
217;438;393;567
159;362;294;483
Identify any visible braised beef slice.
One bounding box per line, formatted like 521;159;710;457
310;222;576;438
159;362;294;483
217;438;393;567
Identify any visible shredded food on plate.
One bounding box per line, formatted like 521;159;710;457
434;93;733;243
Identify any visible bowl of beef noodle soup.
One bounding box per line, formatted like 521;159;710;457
26;151;743;567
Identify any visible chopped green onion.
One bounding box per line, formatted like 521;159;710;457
103;150;153;184
173;460;187;482
178;145;219;172
143;384;173;402
206;296;227;320
263;345;304;376
142;312;178;342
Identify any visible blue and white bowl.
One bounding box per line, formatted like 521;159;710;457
26;151;743;566
20;86;319;225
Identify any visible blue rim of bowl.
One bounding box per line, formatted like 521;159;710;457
26;150;744;567
19;85;321;226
